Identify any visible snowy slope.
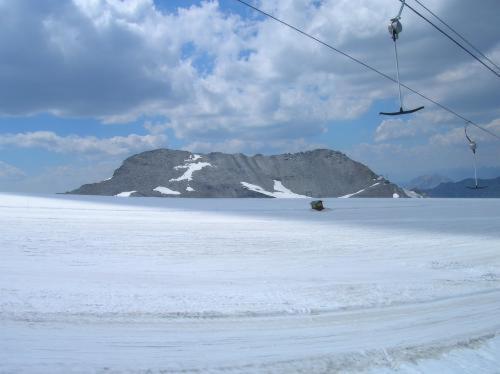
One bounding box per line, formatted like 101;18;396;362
1;193;499;373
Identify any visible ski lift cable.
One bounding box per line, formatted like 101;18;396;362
400;0;500;78
410;0;500;74
233;0;500;141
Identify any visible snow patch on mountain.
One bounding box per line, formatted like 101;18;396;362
186;154;202;162
404;189;423;198
170;162;212;182
339;183;381;198
186;186;195;192
154;186;181;195
115;191;136;197
241;180;308;198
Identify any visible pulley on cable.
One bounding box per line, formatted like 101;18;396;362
464;122;487;190
380;0;424;116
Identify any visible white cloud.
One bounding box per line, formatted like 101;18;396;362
430;118;500;146
143;121;171;135
2;0;498;146
375;119;420;142
374;110;456;142
0;160;121;193
350;117;500;181
0;131;167;155
0;0;499;187
0;161;25;180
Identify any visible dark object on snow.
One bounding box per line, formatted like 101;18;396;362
310;200;324;211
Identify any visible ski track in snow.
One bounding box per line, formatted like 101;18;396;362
1;193;500;373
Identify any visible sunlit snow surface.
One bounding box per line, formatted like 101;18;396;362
1;193;500;373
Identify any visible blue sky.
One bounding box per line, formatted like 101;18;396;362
0;0;499;192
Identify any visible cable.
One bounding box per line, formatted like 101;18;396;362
233;0;500;141
400;0;500;78
411;0;500;74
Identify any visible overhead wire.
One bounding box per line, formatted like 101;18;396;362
411;0;500;74
400;0;500;78
233;0;500;141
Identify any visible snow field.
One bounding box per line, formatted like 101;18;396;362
0;193;499;373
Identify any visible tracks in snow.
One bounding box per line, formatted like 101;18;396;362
2;288;500;373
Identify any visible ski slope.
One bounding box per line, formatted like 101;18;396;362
1;193;499;373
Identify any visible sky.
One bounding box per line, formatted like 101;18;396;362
0;0;499;193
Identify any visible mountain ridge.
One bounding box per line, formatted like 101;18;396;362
423;176;500;198
405;174;453;190
68;148;407;198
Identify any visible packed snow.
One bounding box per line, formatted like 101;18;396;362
153;186;181;195
115;190;136;197
170;161;212;182
1;193;499;373
241;180;308;198
186;186;195;192
339;182;380;198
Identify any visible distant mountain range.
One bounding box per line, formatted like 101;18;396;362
405;174;453;190
68;148;407;198
422;177;500;198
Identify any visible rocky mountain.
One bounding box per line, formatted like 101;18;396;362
406;174;453;190
423;177;500;198
68;148;407;198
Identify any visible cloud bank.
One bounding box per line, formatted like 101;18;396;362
0;131;167;155
0;0;499;186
